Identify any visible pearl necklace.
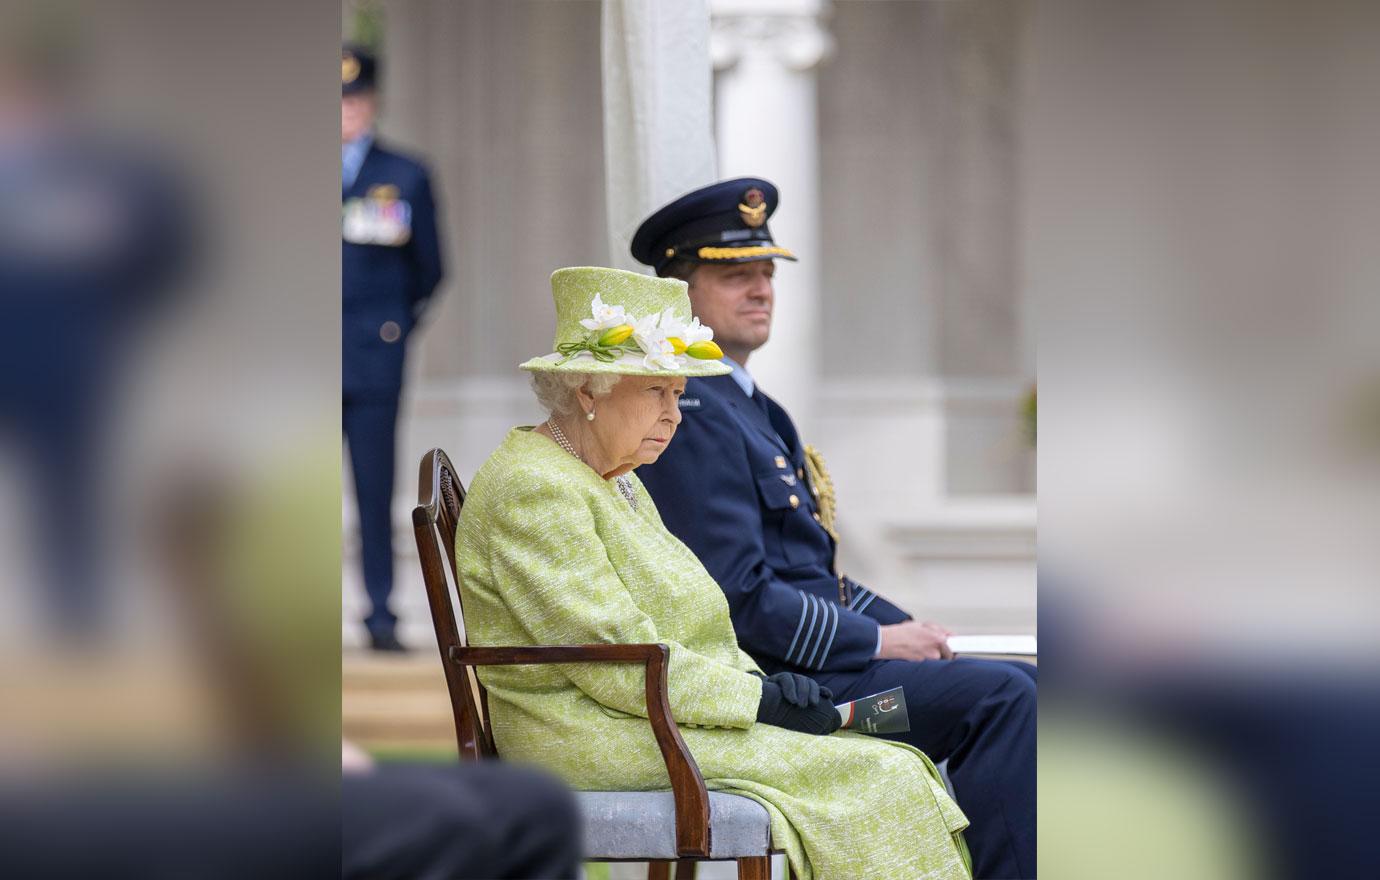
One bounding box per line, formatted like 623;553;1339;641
546;418;638;511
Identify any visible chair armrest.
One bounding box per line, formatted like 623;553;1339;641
449;643;712;858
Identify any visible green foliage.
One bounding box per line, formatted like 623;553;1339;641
1022;384;1037;448
345;0;385;52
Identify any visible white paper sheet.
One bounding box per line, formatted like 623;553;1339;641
947;634;1038;656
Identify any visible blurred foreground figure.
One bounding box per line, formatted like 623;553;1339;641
1039;600;1380;880
0;33;190;635
341;44;444;652
342;741;582;880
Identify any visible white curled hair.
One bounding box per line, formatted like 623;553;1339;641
530;371;620;417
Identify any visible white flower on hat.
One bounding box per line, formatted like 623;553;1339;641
656;309;688;354
682;315;714;345
633;312;683;371
656;309;713;355
656;310;722;360
579;293;629;331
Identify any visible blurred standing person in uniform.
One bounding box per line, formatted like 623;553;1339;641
634;179;1035;879
341;45;443;652
0;32;191;637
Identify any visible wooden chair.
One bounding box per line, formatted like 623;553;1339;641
412;448;776;880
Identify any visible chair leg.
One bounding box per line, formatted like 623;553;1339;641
647;861;672;880
737;855;771;880
676;860;699;880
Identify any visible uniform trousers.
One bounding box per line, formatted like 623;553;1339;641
1;360;110;636
343;392;400;636
817;657;1037;879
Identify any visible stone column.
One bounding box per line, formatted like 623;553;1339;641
710;0;833;435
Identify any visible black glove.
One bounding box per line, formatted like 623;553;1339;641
756;680;842;735
754;671;832;708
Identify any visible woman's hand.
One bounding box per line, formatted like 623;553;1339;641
756;679;842;735
760;671;831;708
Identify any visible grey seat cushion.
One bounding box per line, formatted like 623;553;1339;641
577;790;771;860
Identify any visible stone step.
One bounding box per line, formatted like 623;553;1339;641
343;650;458;753
342;695;449;722
344;658;448;688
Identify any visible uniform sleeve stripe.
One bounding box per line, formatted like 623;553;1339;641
803;597;830;668
847;586;871;610
822;604;841;668
793;596;821;666
855;591;877;614
784;593;811;665
810;603;840;670
800;595;816;664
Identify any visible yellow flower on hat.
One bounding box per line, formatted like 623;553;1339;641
686;340;724;360
598;324;634;347
659;309;718;360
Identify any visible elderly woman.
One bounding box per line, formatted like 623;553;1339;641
456;267;970;880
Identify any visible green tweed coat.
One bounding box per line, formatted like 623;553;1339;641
457;428;971;880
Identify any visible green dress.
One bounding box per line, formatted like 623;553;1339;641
457;428;971;880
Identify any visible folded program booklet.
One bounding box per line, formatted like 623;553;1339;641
835;686;910;735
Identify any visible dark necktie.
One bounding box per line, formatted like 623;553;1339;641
751;388;789;449
750;387;771;419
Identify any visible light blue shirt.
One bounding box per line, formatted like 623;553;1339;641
723;356;755;398
342;132;374;189
722;358;884;657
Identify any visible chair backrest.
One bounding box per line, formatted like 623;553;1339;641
411;448;496;760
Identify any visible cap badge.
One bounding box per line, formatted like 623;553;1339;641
738;187;767;228
342;54;360;84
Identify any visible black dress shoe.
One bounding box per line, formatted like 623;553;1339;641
369;630;409;653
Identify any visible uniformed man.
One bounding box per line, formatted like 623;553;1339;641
1;38;191;636
342;45;443;651
633;178;1036;879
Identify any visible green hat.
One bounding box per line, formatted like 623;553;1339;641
520;267;732;378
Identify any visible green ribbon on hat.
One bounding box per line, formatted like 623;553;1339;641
555;339;635;364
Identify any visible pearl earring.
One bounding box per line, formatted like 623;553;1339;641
586;410;596;421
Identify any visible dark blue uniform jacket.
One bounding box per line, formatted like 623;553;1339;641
342;143;443;396
639;374;911;675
